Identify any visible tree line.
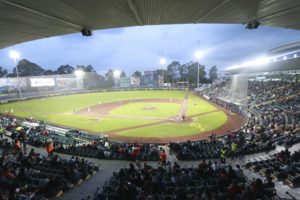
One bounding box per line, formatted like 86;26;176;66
0;58;218;88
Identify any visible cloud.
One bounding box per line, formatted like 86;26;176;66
0;24;300;75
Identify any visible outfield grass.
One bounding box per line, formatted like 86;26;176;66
0;90;227;138
0;90;187;114
45;114;156;133
110;102;180;118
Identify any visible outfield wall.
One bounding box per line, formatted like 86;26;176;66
0;87;187;104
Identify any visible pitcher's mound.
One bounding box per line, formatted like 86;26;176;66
143;105;156;111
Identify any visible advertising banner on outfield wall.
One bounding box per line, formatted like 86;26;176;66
130;76;140;87
30;78;56;87
56;78;80;90
0;77;27;89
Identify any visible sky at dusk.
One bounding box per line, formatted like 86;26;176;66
1;23;300;75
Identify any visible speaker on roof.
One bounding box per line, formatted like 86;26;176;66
81;28;92;36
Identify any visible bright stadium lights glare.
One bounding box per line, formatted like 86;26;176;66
9;50;20;62
74;70;85;77
239;56;269;67
113;70;121;78
253;57;270;65
283;56;287;60
9;49;22;98
228;65;239;70
272;57;277;62
194;51;203;60
159;57;166;65
225;56;270;71
294;54;298;58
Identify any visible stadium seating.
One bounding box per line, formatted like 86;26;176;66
55;142;160;161
0;140;98;199
244;149;300;188
93;162;277;200
170;76;300;161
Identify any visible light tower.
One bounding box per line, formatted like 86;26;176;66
194;51;203;89
113;70;121;88
9;50;22;99
160;57;166;87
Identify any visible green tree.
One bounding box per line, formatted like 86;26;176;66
43;70;56;75
13;59;45;77
86;65;95;72
83;72;105;89
0;66;8;77
209;65;218;82
56;64;75;74
178;61;207;87
167;61;181;83
104;69;114;87
76;65;95;73
120;71;126;78
132;70;142;77
178;63;189;81
197;63;207;83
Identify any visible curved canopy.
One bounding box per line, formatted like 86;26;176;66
1;0;300;49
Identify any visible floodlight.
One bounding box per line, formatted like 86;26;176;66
9;50;20;61
241;61;253;66
113;70;121;78
159;57;166;65
75;70;85;77
294;54;297;58
9;49;22;98
254;57;269;65
194;51;203;60
283;56;287;60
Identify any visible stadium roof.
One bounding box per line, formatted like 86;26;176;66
225;41;300;74
1;0;300;49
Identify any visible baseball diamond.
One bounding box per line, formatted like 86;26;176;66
0;90;245;142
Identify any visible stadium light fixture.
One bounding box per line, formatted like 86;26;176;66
253;57;270;66
9;50;20;63
194;51;203;60
194;51;203;89
225;56;269;71
74;69;85;77
159;57;166;65
113;70;121;78
9;49;22;99
294;54;297;58
159;57;167;87
283;56;287;60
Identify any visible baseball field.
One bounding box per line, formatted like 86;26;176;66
0;90;245;142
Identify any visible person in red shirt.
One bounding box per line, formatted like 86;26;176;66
15;139;21;151
159;149;167;166
228;180;242;199
46;141;54;157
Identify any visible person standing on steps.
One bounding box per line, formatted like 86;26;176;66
160;149;167;166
